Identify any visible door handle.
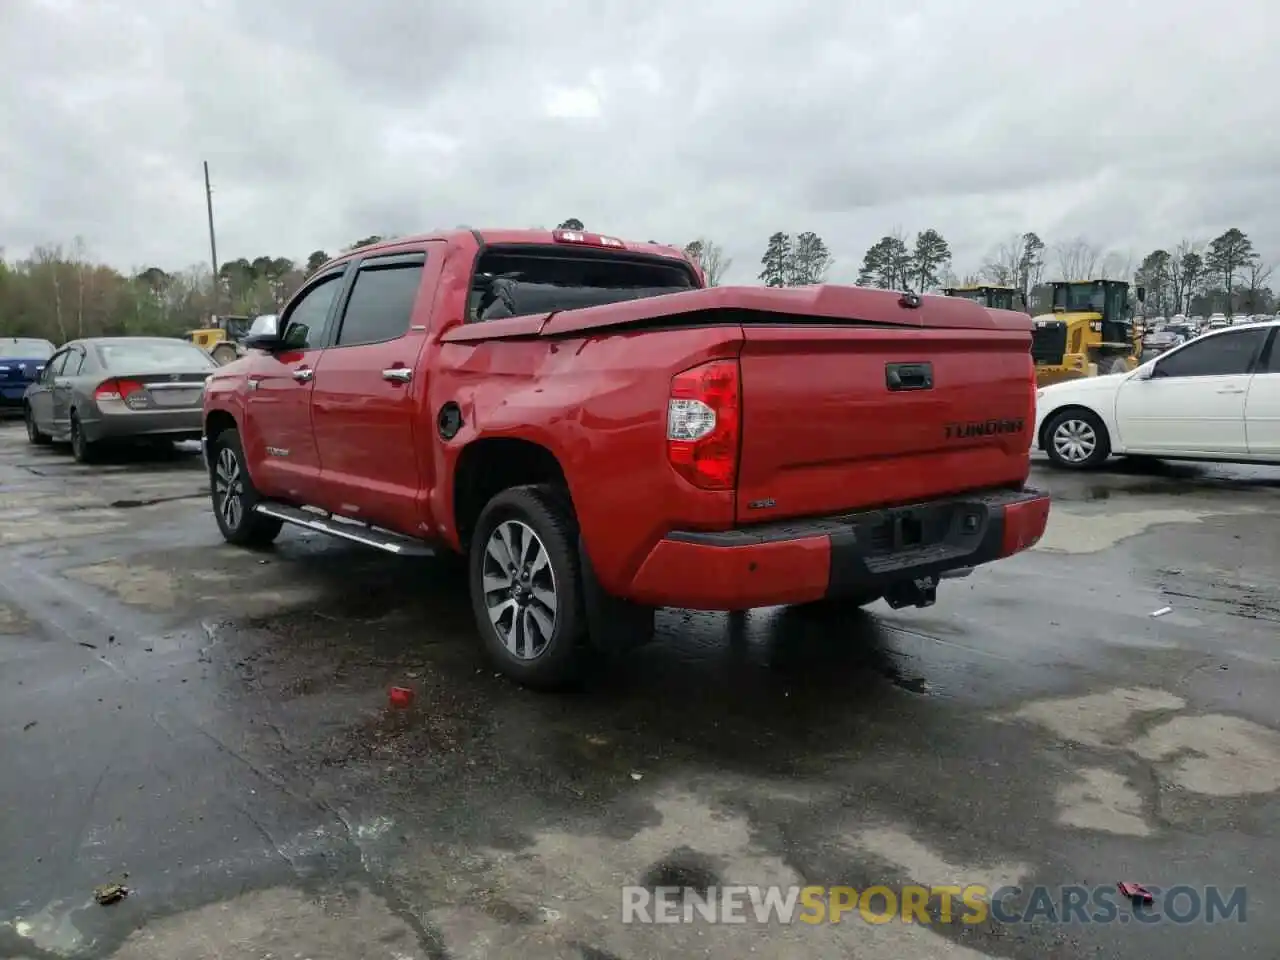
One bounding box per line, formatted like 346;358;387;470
1216;387;1245;394
292;368;314;383
382;368;412;383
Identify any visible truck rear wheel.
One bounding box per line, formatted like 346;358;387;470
468;484;588;688
209;427;283;547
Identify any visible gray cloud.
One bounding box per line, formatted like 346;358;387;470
2;0;1278;282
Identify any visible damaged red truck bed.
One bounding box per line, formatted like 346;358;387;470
202;227;1049;687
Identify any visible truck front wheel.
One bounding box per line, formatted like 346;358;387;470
468;484;588;688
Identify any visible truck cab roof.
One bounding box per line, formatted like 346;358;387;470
329;229;692;270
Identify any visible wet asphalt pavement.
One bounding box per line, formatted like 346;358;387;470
1;422;1278;959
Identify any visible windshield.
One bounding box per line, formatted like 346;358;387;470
1053;283;1104;312
0;337;56;359
96;340;217;371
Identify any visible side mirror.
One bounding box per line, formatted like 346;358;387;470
246;314;279;339
1132;363;1155;381
242;333;287;352
1136;286;1147;303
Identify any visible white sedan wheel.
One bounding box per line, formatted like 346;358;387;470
1051;417;1097;464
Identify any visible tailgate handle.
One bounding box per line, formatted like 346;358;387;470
885;362;933;391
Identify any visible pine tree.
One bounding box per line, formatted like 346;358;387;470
759;232;792;287
1205;228;1255;318
910;229;952;292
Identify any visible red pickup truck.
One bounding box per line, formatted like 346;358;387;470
202;228;1049;687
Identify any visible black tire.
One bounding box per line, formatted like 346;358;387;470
211;343;240;365
1043;407;1111;470
69;412;97;463
468;484;588;688
25;405;50;444
209;427;283;547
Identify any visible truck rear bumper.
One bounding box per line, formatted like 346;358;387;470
624;488;1050;610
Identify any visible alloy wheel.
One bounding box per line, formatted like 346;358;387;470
214;446;245;530
481;519;558;660
1052;418;1097;463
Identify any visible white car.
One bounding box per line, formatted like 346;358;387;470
1034;320;1280;468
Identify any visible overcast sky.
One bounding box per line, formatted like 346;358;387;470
3;0;1278;284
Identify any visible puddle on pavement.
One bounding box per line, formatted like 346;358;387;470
1049;463;1280;503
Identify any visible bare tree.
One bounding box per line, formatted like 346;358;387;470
1243;259;1274;313
1052;238;1102;281
1099;250;1133;282
683;237;733;286
1167;239;1197;315
977;240;1018;285
978;238;1019;286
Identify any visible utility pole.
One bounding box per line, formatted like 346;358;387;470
203;161;219;318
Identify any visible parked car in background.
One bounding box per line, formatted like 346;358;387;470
24;336;216;462
1035;320;1280;468
0;337;56;415
1140;328;1184;360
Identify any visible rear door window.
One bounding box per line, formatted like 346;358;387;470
333;257;425;347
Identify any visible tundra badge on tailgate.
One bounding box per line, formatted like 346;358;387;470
944;418;1025;440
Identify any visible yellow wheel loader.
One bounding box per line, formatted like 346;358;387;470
183;315;258;365
943;285;1022;311
1031;280;1145;387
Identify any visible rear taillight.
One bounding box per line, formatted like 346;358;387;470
95;378;144;402
666;359;740;490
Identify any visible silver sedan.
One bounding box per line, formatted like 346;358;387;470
23;336;216;463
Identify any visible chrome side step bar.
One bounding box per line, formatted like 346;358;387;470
254;502;438;556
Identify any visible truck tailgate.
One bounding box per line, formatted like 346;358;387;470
736;325;1034;523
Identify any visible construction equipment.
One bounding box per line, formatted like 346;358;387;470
943;285;1023;311
1030;280;1144;387
184;315;255;365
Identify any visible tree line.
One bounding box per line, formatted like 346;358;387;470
1133;229;1271;318
2;223;1271;344
0;235;388;343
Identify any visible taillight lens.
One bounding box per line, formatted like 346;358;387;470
667;359;740;490
95;378;145;402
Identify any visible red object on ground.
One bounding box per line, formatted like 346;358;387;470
388;686;414;709
1117;882;1154;903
